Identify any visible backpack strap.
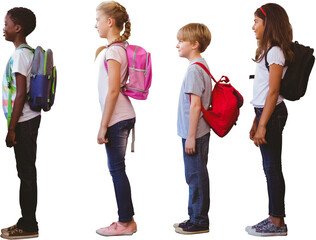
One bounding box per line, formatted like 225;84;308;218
190;62;230;112
5;58;15;128
264;45;280;71
5;44;34;128
104;42;129;87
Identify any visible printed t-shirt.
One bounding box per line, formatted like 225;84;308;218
2;47;41;123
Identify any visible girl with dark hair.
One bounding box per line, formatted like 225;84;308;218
246;3;293;237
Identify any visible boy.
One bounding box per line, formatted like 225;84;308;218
174;23;212;234
1;7;40;239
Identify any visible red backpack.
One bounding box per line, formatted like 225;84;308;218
194;62;243;137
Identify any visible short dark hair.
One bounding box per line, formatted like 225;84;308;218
7;7;36;37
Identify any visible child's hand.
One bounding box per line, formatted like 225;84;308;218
185;137;196;155
249;122;257;141
6;130;16;148
253;125;268;147
97;126;109;144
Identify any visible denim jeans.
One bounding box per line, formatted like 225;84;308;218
182;133;210;227
255;101;288;218
105;118;135;222
13;115;41;232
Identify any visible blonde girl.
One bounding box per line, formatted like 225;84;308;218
246;3;294;237
95;1;137;236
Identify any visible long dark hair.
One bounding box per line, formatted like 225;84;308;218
254;3;294;65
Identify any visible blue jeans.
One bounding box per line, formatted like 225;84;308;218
13;116;41;232
255;102;288;218
105;118;135;222
182;133;210;227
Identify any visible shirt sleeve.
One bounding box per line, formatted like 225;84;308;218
106;46;125;64
267;46;285;67
11;49;33;77
183;65;205;97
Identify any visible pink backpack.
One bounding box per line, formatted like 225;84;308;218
104;42;152;100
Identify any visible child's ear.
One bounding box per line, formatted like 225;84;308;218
107;17;114;27
15;24;22;33
192;41;200;51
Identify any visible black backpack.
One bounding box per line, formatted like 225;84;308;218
265;41;315;101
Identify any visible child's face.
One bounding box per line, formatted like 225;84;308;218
176;40;195;59
252;15;265;40
95;11;110;38
3;14;18;41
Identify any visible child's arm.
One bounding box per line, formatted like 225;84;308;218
97;59;121;144
253;63;283;147
186;94;201;155
6;73;27;147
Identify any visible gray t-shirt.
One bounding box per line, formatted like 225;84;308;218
177;58;212;139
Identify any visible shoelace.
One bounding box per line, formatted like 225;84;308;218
9;228;23;234
108;222;118;231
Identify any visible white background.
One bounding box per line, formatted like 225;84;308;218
0;0;315;239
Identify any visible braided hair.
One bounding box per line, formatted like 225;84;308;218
96;1;131;46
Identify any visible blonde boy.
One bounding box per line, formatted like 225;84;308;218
174;23;212;235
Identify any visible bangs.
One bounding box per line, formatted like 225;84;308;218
177;27;194;42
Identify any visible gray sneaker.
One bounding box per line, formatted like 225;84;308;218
246;218;287;237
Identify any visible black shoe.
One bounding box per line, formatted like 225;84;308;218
175;222;209;234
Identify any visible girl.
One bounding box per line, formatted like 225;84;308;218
246;3;293;237
95;1;137;236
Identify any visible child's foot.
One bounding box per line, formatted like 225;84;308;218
0;227;38;239
96;221;137;236
245;218;287;237
173;220;190;229
175;222;209;234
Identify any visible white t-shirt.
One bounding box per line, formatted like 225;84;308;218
251;46;288;108
96;44;135;127
2;47;41;123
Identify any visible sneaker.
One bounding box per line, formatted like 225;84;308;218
1;225;17;234
175;222;209;235
246;218;287;237
0;227;38;239
173;220;190;229
245;218;270;233
96;221;137;236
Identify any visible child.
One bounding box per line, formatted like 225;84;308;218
246;3;293;237
94;1;137;237
174;23;212;234
1;7;40;240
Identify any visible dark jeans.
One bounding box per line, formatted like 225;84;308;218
182;133;210;227
13;115;41;232
255;101;288;218
105;118;135;222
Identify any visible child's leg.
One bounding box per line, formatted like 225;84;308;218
182;133;210;227
256;102;288;219
13;116;41;232
105;118;135;222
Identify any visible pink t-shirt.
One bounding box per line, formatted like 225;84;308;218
96;44;135;127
